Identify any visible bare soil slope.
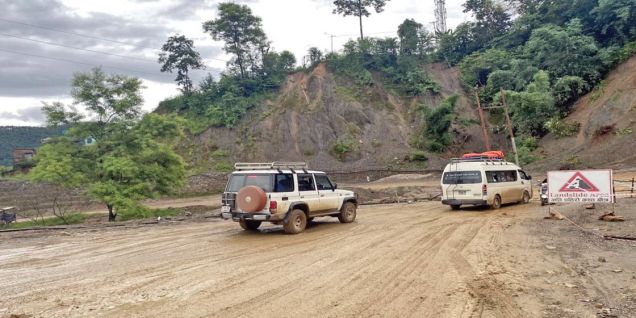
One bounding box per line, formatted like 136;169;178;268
191;63;484;171
534;55;636;170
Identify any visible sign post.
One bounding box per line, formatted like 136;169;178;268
547;170;614;218
548;170;614;204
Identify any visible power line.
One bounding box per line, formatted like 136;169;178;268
0;48;172;79
0;32;155;63
0;18;228;63
0;17;161;51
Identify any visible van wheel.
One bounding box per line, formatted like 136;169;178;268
522;191;530;204
239;219;261;231
492;195;502;209
450;205;461;210
338;202;357;223
284;209;307;234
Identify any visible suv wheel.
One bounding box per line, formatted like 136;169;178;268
284;209;307;234
338;202;357;223
239;219;261;231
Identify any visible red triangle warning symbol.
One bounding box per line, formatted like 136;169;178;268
559;172;600;192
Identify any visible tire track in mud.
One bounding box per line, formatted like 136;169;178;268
0;202;539;318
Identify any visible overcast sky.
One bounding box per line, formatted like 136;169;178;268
0;0;469;126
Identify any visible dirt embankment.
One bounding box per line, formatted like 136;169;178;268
534;55;636;171
2;196;635;317
189;62;485;172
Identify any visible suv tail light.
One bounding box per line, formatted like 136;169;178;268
269;200;278;213
482;184;487;196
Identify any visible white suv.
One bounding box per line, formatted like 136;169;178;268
221;162;359;234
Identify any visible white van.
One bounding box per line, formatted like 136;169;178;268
440;157;533;209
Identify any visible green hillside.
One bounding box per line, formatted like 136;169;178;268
0;126;65;166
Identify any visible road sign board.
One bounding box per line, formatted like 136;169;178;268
548;170;613;203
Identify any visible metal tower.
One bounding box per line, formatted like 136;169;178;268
434;0;447;33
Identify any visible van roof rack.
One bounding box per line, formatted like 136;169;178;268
450;157;508;164
234;162;309;172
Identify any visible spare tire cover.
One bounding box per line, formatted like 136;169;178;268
237;186;267;213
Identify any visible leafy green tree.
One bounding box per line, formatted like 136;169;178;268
463;0;511;43
436;23;478;66
32;70;185;222
332;0;390;40
203;3;269;79
308;47;323;67
552;76;588;112
158;34;205;94
459;49;512;88
499;71;556;136
592;0;636;46
397;19;422;56
47;68;144;141
524;19;601;83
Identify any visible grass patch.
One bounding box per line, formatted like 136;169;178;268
6;213;86;229
118;207;181;222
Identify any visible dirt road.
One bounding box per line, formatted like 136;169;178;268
1;200;635;317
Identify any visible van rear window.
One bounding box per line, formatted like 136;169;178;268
442;171;482;184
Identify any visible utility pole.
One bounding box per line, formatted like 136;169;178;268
500;88;519;166
475;91;491;152
325;33;335;53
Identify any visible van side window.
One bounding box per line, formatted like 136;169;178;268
486;171;518;183
518;170;529;180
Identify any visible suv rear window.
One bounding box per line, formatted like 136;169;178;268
227;173;295;193
442;171;482;184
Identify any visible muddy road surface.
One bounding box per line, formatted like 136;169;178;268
1;200;635;317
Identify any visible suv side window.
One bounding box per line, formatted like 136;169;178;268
314;174;334;191
274;174;294;192
297;174;316;191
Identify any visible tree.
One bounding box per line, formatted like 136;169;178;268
32;69;185;222
203;3;269;79
158;34;205;94
308;47;323;67
332;0;390;40
524;19;601;83
592;0;636;46
397;19;422;56
47;68;144;141
499;71;557;136
463;0;511;44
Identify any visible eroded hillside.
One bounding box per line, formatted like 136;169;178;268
533;55;636;170
182;63;488;172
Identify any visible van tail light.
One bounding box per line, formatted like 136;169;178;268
269;200;278;213
482;184;488;195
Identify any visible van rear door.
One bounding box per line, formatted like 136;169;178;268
442;171;483;201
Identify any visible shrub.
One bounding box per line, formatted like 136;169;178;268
409;150;429;162
544;118;580;138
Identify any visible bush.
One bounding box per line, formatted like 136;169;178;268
552;76;589;112
544;117;580;138
408;150;429;162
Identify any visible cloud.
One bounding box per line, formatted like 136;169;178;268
0;106;46;124
0;0;223;98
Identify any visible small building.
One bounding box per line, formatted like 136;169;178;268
12;148;36;173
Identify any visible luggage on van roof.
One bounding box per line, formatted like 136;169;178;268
461;151;504;160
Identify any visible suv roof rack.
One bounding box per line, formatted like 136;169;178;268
234;162;309;172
